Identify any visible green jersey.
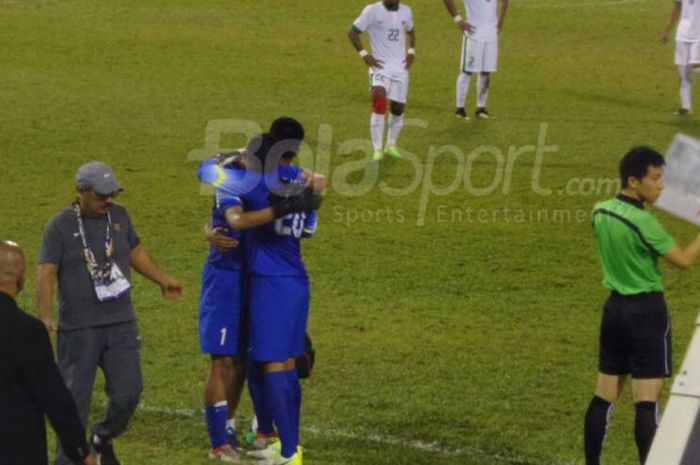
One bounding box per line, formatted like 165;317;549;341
592;195;676;295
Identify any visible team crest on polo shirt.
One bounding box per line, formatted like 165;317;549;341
113;222;122;232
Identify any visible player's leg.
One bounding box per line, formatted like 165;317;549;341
225;359;245;450
631;379;663;465
456;72;472;119
286;367;302;451
370;73;389;161
689;40;700;74
199;265;243;462
205;356;238;456
248;276;308;463
287;283;310;457
675;41;693;115
584;373;625;465
628;294;671;465
239;273;276;448
456;34;473;119
476;39;498;119
262;358;299;461
225;303;249;450
247;361;278;448
476;73;491;118
679;65;692;114
385;75;408;158
595;372;627;402
385;101;405;158
584;295;627;465
688;41;700;113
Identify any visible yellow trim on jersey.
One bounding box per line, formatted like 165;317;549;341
213;165;226;187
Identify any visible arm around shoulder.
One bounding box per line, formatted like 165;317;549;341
204;222;238;252
224;205;275;232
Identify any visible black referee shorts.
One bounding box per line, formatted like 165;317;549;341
598;292;672;379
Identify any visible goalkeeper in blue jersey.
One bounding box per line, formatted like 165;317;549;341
200;183;247;462
198;118;325;465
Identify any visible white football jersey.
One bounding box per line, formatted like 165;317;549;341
677;0;700;42
353;2;414;72
463;0;498;42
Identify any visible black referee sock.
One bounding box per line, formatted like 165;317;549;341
634;401;659;465
584;396;614;465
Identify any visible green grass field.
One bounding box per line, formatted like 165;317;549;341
3;0;700;464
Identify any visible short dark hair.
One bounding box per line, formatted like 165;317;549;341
269;117;305;159
269;117;305;141
619;146;665;188
246;133;278;171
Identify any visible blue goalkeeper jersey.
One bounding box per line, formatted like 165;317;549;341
205;189;244;271
198;158;310;277
243;165;309;277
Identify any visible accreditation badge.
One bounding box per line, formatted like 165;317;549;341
93;261;131;302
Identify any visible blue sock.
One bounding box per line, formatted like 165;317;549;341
286;369;301;449
205;401;228;449
248;364;275;435
264;370;295;458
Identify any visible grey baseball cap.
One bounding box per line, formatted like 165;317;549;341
76;161;123;195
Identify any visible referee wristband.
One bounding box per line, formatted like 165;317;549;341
359;49;369;58
453;15;463;23
407;48;415;56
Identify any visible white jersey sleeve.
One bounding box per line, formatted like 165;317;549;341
353;4;375;32
404;5;414;32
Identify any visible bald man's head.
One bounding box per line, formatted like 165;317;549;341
0;241;26;297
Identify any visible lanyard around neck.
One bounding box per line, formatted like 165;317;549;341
72;203;114;263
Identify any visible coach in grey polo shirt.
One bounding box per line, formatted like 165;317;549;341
37;161;183;465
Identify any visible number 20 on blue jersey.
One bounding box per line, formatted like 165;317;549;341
274;213;306;238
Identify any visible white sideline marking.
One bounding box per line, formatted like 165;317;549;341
137;403;576;465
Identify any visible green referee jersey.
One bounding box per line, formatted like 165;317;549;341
592;194;676;295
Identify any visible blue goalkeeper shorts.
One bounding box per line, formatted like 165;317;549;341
199;263;245;356
248;275;309;362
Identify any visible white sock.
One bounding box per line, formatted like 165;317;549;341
226;418;236;431
456;72;471;108
680;66;693;110
386;113;404;147
477;73;490;108
370;113;385;152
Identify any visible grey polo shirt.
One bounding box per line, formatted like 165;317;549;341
38;203;141;330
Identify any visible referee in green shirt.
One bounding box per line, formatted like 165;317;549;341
584;146;700;465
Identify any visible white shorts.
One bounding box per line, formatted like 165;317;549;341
369;67;409;104
460;36;498;73
675;40;700;66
